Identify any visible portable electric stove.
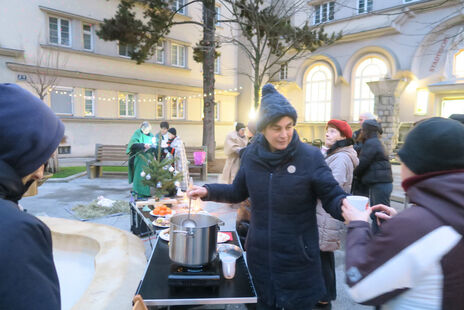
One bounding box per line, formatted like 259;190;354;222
168;257;221;287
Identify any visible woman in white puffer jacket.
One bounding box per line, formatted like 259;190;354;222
315;119;359;308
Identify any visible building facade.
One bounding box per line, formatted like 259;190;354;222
238;0;464;145
1;0;463;157
0;0;240;157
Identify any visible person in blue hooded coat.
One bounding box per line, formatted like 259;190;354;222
0;84;63;309
188;84;349;310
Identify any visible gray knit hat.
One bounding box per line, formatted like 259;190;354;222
398;117;464;175
257;84;297;132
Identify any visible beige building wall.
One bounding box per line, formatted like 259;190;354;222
0;0;240;157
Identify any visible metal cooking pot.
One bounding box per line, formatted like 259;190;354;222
169;213;224;267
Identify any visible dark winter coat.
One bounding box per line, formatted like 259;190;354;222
0;161;61;309
204;132;347;309
353;136;392;185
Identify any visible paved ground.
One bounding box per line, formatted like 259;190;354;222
21;160;405;310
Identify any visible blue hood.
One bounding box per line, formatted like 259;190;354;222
0;84;64;177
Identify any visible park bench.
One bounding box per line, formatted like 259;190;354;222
185;146;208;181
86;144;128;178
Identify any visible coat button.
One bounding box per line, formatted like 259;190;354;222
287;165;296;174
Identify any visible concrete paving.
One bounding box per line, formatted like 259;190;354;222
20;161;405;310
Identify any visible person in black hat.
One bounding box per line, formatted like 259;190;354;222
0;84;63;309
342;117;464;309
353;119;393;234
188;84;351;310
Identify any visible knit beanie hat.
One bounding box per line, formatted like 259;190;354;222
257;84;297;132
327;119;353;138
449;114;464;124
0;84;65;177
398;117;464;175
168;127;177;136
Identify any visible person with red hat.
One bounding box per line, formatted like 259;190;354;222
315;119;359;308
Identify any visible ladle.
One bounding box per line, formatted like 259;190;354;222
182;177;197;228
182;197;197;228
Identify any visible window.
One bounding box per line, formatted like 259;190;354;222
172;0;185;15
49;17;71;46
51;88;73;115
215;6;221;26
156;41;165;64
156;96;165;119
305;64;332;122
454;50;464;77
358;0;373;14
352;57;388;121
170;97;185;119
314;2;335;24
119;44;133;57
171;44;186;67
280;64;288;80
82;23;93;51
215;56;221;74
415;89;428;115
84;89;94;116
441;99;464;117
119;93;136;117
215;101;220;121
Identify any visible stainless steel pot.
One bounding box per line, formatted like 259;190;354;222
169;213;224;267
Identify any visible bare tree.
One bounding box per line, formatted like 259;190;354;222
25;48;65;173
219;0;340;108
25;48;62;100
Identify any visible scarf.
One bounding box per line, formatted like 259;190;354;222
255;130;300;168
326;138;354;157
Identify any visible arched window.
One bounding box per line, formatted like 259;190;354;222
454;50;464;77
352;57;388;121
305;64;332;122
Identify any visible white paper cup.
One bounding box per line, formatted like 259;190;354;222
346;195;369;211
220;255;237;279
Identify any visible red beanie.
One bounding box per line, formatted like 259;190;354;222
327;119;352;138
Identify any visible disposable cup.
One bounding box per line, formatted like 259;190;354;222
220;255;237;279
346;195;369;212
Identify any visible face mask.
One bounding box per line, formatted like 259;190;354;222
141;127;151;135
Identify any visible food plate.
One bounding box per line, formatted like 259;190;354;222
149;209;175;217
159;228;170;241
152;217;170;228
217;232;231;243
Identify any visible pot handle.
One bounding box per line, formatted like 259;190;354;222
173;230;194;236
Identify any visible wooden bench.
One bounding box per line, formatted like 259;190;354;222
185;146;208;181
86;144;128;178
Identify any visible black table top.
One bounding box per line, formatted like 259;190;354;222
137;231;257;306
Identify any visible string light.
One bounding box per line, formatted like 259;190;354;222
48;87;244;101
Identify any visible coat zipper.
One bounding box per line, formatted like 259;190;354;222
267;172;274;289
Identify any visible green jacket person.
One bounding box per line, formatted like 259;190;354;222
127;122;155;197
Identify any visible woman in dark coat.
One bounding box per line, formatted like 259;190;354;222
189;84;348;310
353;119;393;234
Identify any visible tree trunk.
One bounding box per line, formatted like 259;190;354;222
202;0;216;162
